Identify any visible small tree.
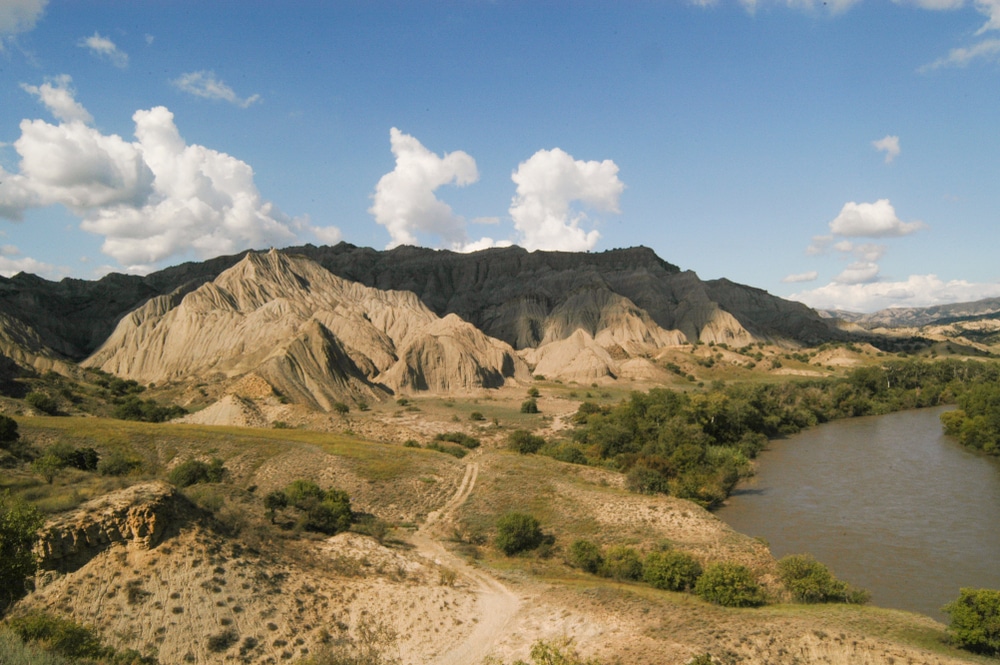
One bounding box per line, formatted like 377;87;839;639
508;429;545;454
264;490;287;523
694;562;766;607
495;512;543;555
1;492;45;614
777;554;869;604
601;546;643;581
643;550;703;592
31;454;64;484
568;539;604;574
942;588;1000;655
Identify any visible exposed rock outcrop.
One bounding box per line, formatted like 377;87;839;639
34;481;185;572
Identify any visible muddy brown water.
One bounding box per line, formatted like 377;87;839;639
716;406;1000;621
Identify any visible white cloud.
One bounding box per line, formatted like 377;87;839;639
20;75;93;124
781;271;818;283
920;38;1000;71
0;93;321;272
872;135;900;163
0;0;46;43
735;0;861;14
509;148;623;252
828;199;926;238
78;32;128;68
0;243;59;278
975;0;1000;33
312;224;343;245
369;128;480;249
834;261;881;284
791;274;1000;312
172;71;260;108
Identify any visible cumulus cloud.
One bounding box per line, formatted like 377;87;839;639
369;128;480;250
781;271;818;283
20;75;93;124
312;225;342;245
0;243;59;278
509;148;623;252
78;32;128;68
828;199;926;238
0;0;46;43
172;71;260;108
791;274;1000;312
834;261;881;284
872;135;900;163
0;83;320;272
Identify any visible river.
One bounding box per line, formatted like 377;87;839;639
715;406;1000;621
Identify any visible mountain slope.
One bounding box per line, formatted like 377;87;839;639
82;250;528;408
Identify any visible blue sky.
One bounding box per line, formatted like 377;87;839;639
1;0;999;312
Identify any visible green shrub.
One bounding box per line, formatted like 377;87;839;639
402;439;420;448
1;492;44;614
643;550;703;591
434;432;480;449
284;479;325;507
520;398;539;414
112;395;185;422
694;562;766;607
426;442;467;458
601;546;643;581
0;626;71;664
543;444;588;465
7;612;105;660
625;465;669;494
263;490;287;523
31;454;64;484
469;411;485;421
508;429;545;454
25;392;58;415
332;402;350;415
168;458;225;487
942;588;1000;655
568;539;604;574
97;451;142;477
527;387;540;398
283;481;353;535
495;512;543;555
0;415;18;445
777;554;869;604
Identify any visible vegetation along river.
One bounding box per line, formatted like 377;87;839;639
716;405;1000;621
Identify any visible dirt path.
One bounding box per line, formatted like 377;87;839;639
409;459;522;665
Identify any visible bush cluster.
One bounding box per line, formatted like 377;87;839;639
433;432;480;449
693;562;766;607
495;512;544;555
942;587;1000;655
777;554;869;604
268;480;353;535
168;458;226;487
567;539;704;592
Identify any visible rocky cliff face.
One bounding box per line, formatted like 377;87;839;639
35;481;184;572
83;250;529;408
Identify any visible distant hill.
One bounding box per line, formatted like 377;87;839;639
822;296;1000;329
1;243;842;406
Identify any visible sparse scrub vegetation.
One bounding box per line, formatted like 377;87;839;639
507;429;546;454
1;491;44;614
433;432;480;449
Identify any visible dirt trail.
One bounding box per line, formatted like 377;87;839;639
410;460;522;665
